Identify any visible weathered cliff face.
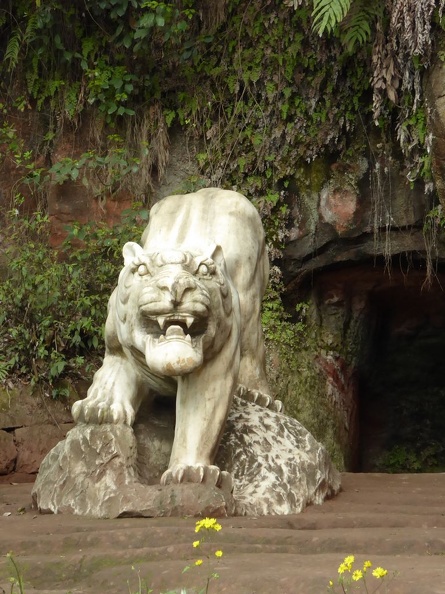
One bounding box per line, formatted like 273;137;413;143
426;29;445;212
276;110;445;471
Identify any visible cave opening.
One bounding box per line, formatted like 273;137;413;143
359;270;445;472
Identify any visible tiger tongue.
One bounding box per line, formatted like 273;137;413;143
145;333;203;376
165;325;185;338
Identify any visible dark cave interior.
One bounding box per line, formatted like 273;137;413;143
359;269;445;472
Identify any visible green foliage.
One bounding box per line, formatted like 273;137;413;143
262;286;308;350
339;1;383;52
0;0;442;216
49;135;148;195
172;0;372;206
262;283;319;420
0;360;12;383
0;205;148;396
312;0;351;36
311;0;381;51
5;31;21;69
85;61;137;119
376;443;445;473
0;0;197;124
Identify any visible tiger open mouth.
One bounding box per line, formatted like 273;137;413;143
143;313;206;376
141;313;208;348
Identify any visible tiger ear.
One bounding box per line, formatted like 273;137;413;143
123;242;144;266
208;243;225;266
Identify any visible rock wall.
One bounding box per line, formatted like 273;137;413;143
0;385;75;480
275;148;445;470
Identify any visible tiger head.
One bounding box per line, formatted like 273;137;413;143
115;242;236;377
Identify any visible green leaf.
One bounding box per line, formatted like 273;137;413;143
312;0;352;36
339;1;381;52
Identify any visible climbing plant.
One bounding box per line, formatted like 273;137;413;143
306;0;444;185
2;0;444;198
0;203;148;396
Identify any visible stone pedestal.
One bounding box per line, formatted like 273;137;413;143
32;397;341;518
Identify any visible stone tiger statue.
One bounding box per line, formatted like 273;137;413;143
72;188;282;488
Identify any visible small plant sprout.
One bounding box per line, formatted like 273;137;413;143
328;555;394;593
6;552;25;594
182;517;224;594
127;564;153;594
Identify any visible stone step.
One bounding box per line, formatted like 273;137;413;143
1;473;445;593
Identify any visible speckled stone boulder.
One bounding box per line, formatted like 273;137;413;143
32;396;340;518
217;397;341;515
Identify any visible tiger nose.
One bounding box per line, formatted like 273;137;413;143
156;275;197;303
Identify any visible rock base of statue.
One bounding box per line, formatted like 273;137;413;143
32;397;341;518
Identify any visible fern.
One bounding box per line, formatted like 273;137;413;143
26;53;40;98
339;1;384;52
312;0;352;36
4;12;38;72
64;82;81;120
24;12;38;43
37;78;64;110
5;31;21;70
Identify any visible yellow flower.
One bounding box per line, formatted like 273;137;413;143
329;580;334;588
192;541;200;548
195;517;223;533
194;559;203;566
343;555;355;570
338;563;348;575
372;567;388;579
214;550;223;558
352;570;363;581
363;560;372;571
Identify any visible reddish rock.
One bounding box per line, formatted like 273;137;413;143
47;180;133;247
3;474;445;594
0;384;75;430
0;430;17;475
319;186;358;233
14;423;73;474
316;354;358;440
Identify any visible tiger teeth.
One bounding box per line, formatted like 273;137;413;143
185;334;192;344
156;316;193;329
